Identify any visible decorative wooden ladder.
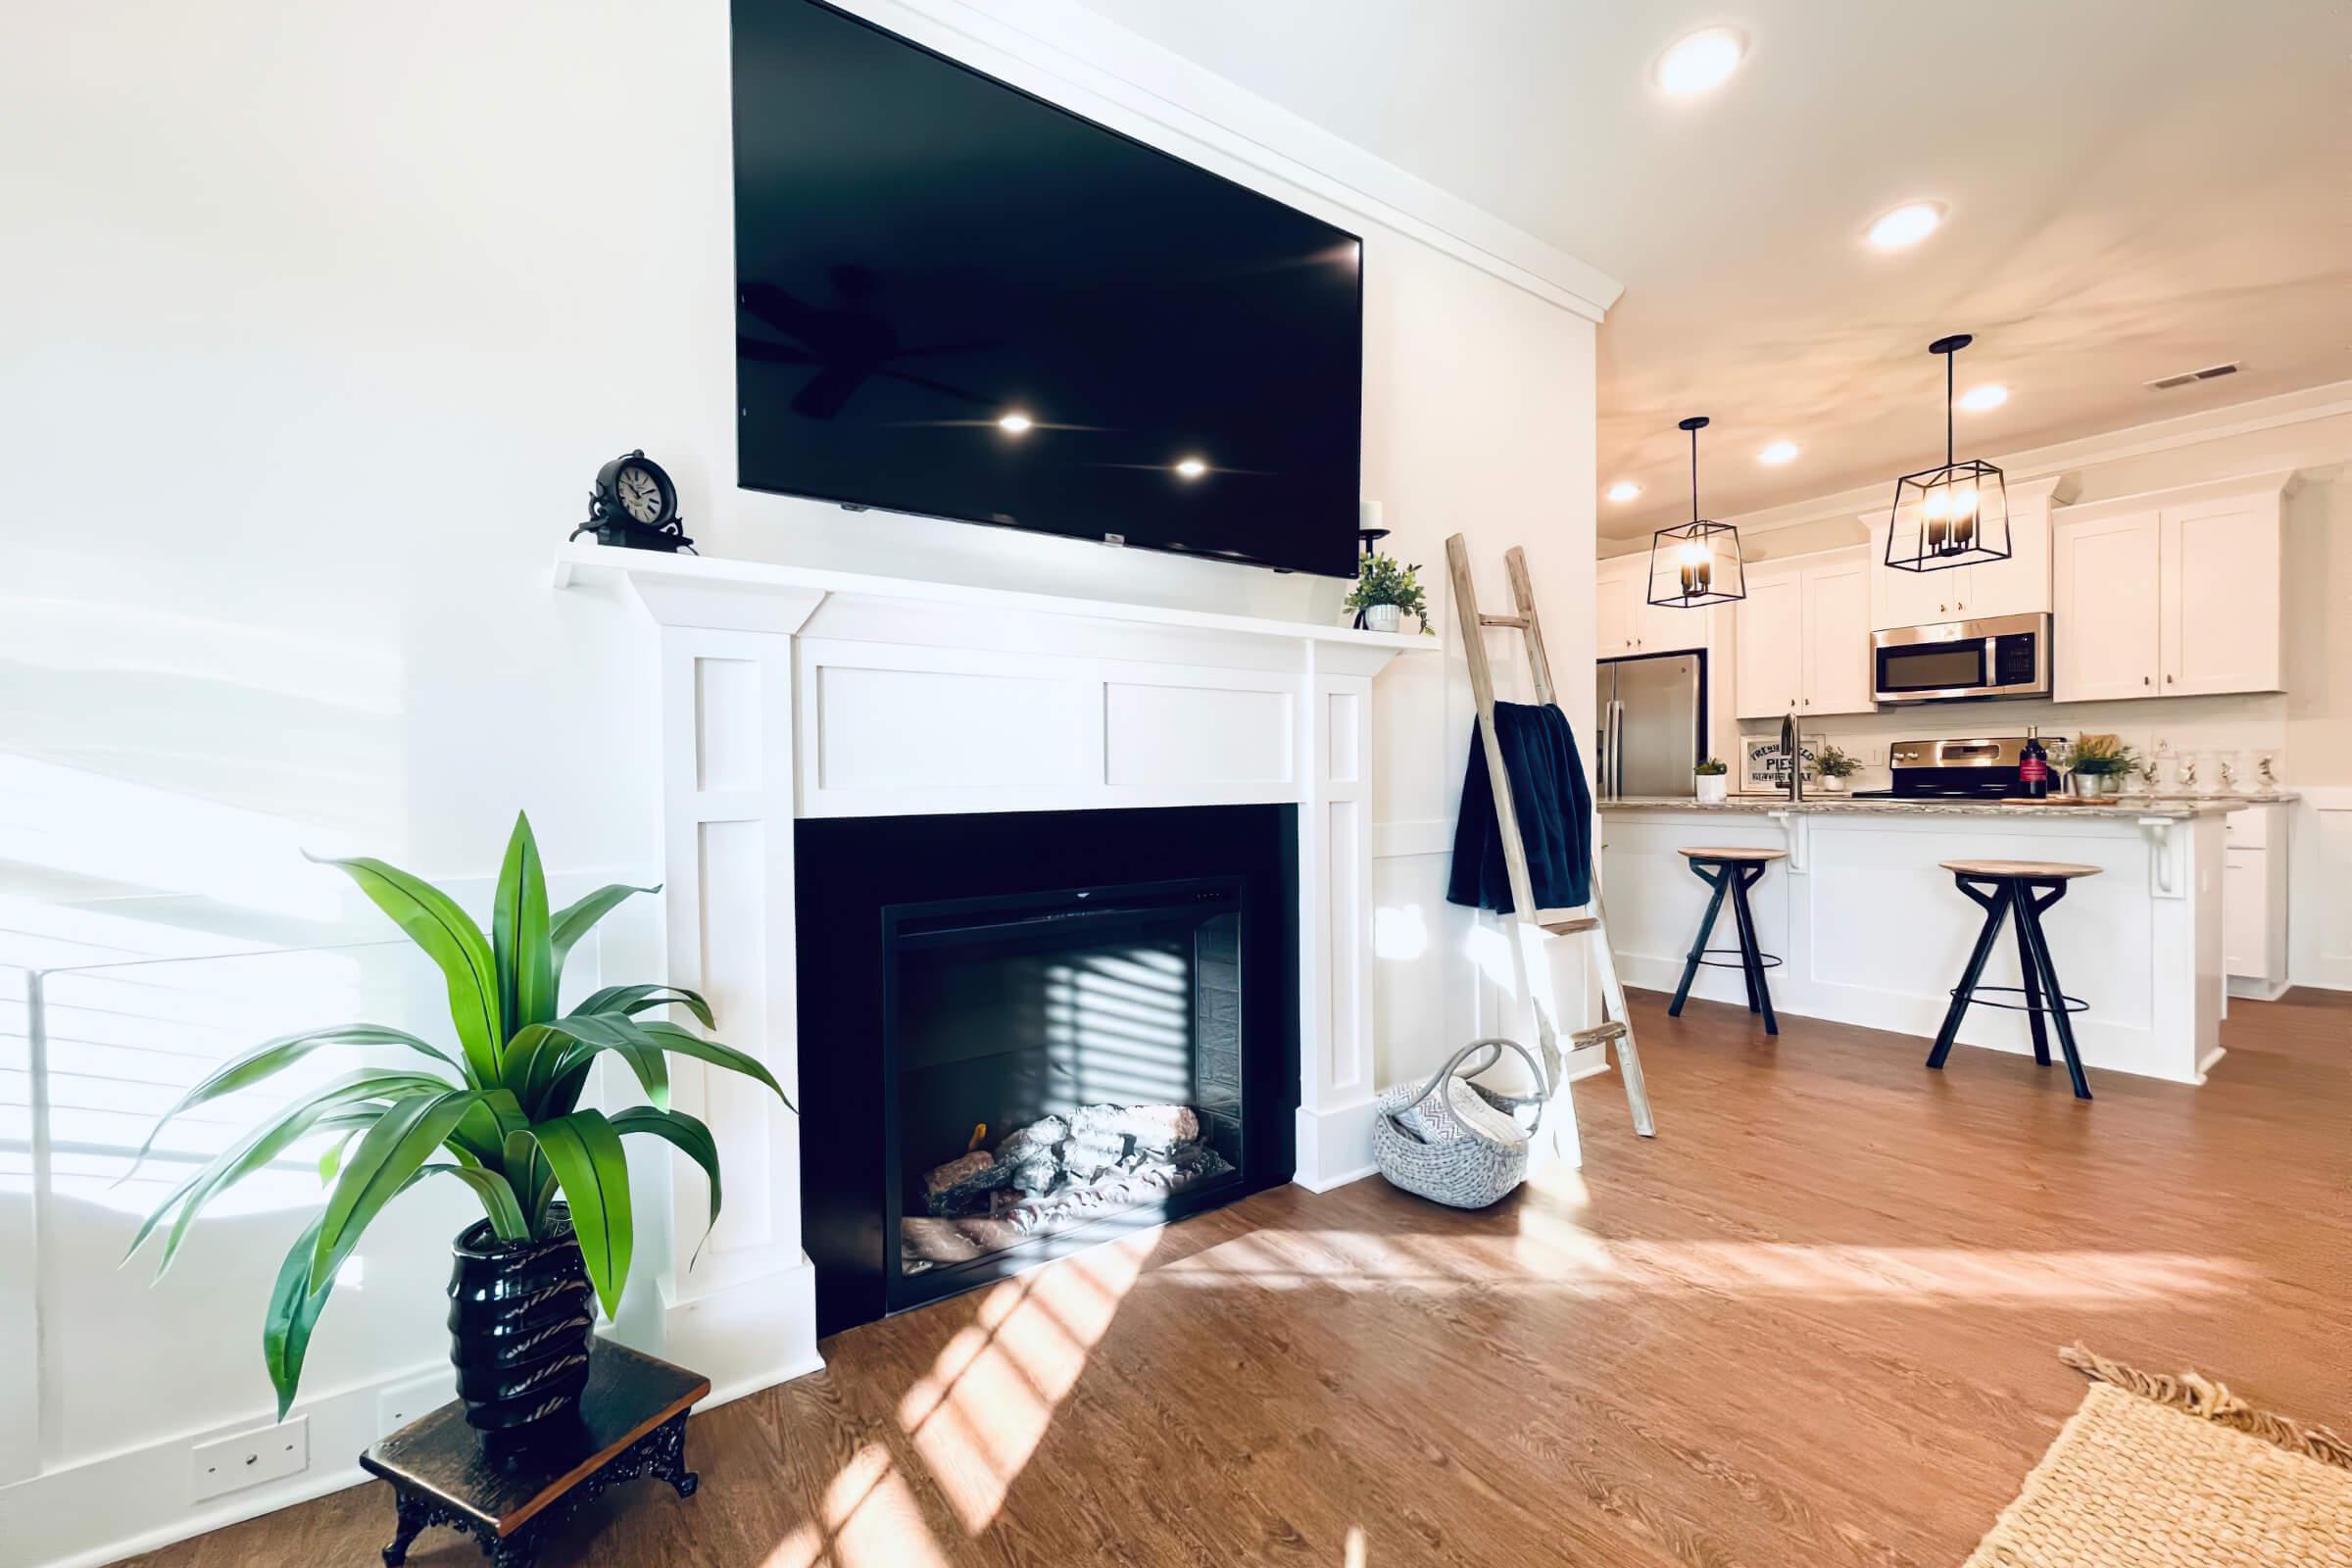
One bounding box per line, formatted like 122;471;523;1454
1445;534;1656;1139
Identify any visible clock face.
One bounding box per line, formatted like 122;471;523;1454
615;465;664;524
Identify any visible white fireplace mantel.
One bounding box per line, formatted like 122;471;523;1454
557;541;1432;1390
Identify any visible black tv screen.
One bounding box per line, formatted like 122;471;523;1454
730;0;1364;577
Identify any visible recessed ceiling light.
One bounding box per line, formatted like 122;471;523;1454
1654;27;1745;97
1757;440;1801;466
1867;201;1945;251
1956;383;2008;413
1174;456;1208;480
997;412;1034;433
1606;481;1642;502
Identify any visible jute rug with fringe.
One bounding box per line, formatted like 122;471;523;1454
1964;1347;2352;1566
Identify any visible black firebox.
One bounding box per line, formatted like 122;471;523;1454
796;807;1298;1336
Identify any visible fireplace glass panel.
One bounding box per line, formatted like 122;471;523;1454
887;880;1244;1301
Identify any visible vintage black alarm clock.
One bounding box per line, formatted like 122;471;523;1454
573;451;694;552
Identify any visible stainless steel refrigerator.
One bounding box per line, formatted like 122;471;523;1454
1594;651;1706;800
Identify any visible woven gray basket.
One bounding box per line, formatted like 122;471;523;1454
1372;1038;1547;1208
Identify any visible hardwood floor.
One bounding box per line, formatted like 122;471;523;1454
123;988;2350;1568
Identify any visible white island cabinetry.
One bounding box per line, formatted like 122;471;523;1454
1598;798;2243;1085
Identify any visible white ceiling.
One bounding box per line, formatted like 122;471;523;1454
1070;0;2352;537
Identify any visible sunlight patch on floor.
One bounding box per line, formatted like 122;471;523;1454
893;1233;1149;1535
1152;1227;2244;1303
760;1443;954;1568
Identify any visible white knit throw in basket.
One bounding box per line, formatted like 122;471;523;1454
1372;1038;1548;1208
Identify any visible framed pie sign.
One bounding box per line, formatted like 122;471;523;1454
1739;733;1824;795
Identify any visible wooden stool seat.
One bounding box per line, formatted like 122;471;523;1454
1938;858;2101;880
1926;865;2094;1099
1667;850;1782;1035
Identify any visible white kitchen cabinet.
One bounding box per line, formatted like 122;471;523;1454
1865;475;2061;630
2051;473;2293;704
1597;553;1708;656
1733;564;1804;717
2162;493;2282;696
1595;557;1639;655
2053;509;2162;702
2223;803;2289;998
1799;551;1874;715
1734;547;1872;718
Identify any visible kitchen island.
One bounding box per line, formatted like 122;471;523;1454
1597;795;2260;1084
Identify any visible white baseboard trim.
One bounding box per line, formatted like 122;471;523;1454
2196;1045;2229;1082
2227;976;2293;1002
1293;1098;1379;1190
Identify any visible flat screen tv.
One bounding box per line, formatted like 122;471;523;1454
730;0;1364;577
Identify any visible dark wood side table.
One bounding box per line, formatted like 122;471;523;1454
359;1343;710;1568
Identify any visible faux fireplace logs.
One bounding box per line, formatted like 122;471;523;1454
903;1102;1237;1273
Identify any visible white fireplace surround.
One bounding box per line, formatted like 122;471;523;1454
555;541;1431;1387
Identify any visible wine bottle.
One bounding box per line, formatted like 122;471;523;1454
2019;726;2050;800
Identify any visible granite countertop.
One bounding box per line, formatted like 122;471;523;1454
1597;794;2266;819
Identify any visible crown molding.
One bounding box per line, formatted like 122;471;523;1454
1601;379;2352;551
831;0;1624;321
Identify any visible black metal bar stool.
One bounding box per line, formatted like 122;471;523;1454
1666;848;1786;1035
1926;858;2098;1100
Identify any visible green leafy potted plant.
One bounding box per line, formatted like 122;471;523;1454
2067;733;2142;798
1694;756;1729;805
1346;553;1432;635
1814;742;1860;794
123;812;789;1444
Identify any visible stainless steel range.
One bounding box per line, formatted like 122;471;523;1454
1847;735;2069;801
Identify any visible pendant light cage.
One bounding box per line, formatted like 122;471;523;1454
1886;334;2011;574
1647;416;1746;609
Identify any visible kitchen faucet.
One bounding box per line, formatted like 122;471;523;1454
1781;710;1803;802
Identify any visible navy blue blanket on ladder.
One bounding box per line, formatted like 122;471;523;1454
1446;700;1593;914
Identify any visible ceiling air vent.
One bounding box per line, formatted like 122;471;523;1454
2146;362;2240;391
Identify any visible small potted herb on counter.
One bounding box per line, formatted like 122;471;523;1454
1694;757;1729;805
1346;553;1432;635
1814;743;1860;793
2068;733;2142;797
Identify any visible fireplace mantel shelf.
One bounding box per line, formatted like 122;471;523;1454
554;541;1442;652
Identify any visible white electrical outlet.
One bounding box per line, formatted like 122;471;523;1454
379;1369;457;1436
191;1416;309;1501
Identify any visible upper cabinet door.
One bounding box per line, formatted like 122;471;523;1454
2052;510;2161;702
1595;559;1639;655
1875;526;1966;628
2162;495;2282;696
1964;496;2052;618
1734;565;1804;718
1800;553;1875;715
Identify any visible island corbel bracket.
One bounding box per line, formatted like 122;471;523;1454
1764;808;1808;873
2135;815;2181;899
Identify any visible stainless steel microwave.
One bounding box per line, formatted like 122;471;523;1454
1871;612;2051;705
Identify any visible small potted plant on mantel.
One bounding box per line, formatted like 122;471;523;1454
1346;552;1433;635
123;813;790;1447
1813;742;1861;794
2067;733;2142;798
1694;757;1730;805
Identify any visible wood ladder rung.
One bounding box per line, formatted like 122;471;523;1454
1571;1021;1629;1048
1477;612;1530;629
1539;913;1600;936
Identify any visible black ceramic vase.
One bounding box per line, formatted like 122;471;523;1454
447;1207;596;1447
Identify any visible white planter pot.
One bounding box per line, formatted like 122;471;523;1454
1694;774;1728;804
1817;776;1846;793
1363;604;1402;634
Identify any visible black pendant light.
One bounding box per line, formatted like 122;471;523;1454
1647;416;1745;609
1886;333;2009;573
